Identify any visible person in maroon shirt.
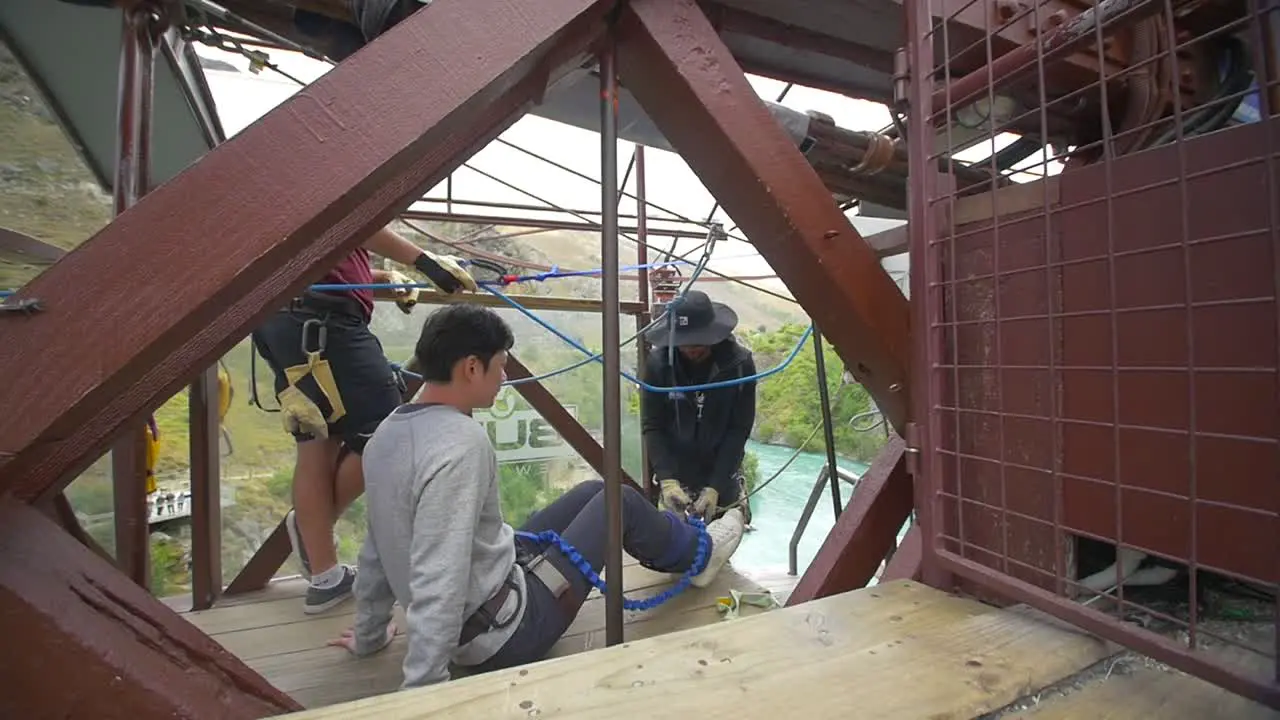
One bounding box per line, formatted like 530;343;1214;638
252;226;476;614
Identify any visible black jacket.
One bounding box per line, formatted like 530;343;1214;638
639;338;756;502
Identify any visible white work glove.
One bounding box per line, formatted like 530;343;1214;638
385;270;420;314
659;478;691;515
277;385;328;439
691;487;719;520
413;250;478;293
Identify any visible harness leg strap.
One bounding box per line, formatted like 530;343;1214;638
525;551;583;620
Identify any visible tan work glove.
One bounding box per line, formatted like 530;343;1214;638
385;270;421;314
659;479;691;515
692;487;719;520
413;250;478;294
277;385;329;438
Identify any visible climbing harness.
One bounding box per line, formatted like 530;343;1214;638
514;515;711;611
273;314;348;438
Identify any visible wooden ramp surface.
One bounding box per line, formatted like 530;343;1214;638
172;556;777;708
274;580;1116;719
1007;629;1280;720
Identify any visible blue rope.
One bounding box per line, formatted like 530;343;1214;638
514;516;711;611
483;284;813;393
0;259;691;299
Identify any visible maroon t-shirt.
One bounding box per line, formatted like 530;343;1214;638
319;248;375;320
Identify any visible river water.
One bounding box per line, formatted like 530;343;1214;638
733;440;869;576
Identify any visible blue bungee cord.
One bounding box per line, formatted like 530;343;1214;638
484;284;814;393
514;515;711;611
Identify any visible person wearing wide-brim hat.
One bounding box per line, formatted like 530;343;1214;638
640;290;757;524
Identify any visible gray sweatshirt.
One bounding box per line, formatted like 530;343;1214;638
353;402;526;689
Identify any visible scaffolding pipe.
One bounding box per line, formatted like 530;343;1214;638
599;38;625;648
111;4;159;590
635;145;654;501
811;327;843;520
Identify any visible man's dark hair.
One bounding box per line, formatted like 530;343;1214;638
414;304;515;382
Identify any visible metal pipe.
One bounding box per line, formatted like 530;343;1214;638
788;467;831;576
931;0;1169;117
599;40;625;648
400;209;711;241
811;327;843;520
111;6;159;590
787;466;860;576
634;145;653;501
413;196;692;228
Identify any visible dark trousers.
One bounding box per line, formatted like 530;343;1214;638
470;481;699;672
250;295;401;453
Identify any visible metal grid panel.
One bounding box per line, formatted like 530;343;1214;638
907;0;1279;707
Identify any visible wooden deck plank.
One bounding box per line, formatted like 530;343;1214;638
1008;636;1280;720
172;559;777;709
273;580;1112;719
1008;662;1280;719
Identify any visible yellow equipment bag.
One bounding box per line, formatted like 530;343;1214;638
144;417;159;494
217;361;233;423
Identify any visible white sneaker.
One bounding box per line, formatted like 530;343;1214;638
691;509;745;588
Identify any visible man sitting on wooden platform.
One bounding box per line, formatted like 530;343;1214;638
329;304;746;689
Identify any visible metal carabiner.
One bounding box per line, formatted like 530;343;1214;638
300;316;328;356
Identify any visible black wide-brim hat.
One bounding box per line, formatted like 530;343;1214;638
644;290;739;348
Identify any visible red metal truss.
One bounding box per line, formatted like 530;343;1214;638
0;498;298;717
0;0;613;503
615;0;912;433
786;438;915;605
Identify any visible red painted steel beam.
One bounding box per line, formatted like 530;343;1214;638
786;438;915;605
506;355;643;493
880;524;923;583
0;227;64;265
189;365;222;610
615;0;912;434
0;0;612;503
0;498;298;717
224;521;290;596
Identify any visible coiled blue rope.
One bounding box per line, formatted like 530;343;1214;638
514;515;711;611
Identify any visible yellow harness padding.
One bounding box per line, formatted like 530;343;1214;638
278;350;346;438
217;362;233;423
144;420;159;495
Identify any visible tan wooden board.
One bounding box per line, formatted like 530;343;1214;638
1011;637;1280;720
274;580;1112;719
175;558;776;709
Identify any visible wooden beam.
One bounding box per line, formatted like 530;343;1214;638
786;438;915;605
43;492;116;565
0;498;298;717
111;427;151;589
189;364;223;610
405;289;646;315
224;521;291;597
863;224;909;258
0;0;613;503
880;524;923;583
506;355;642;493
0;226;64;265
616;0;911;433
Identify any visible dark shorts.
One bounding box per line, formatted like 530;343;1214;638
250;292;401;454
